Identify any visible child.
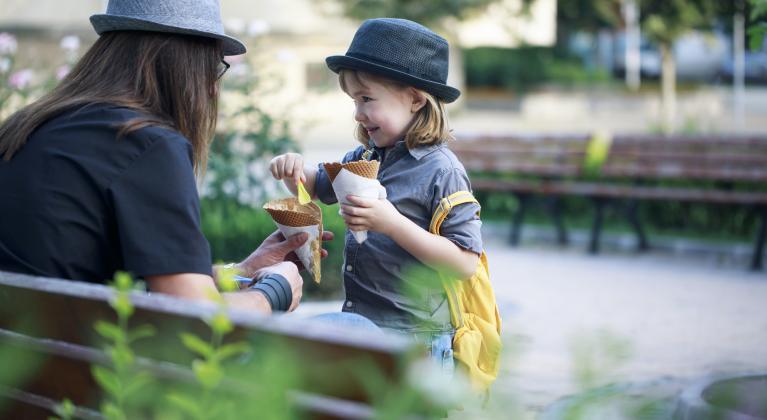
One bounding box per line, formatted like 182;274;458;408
269;18;483;373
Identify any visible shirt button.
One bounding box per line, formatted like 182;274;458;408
345;264;353;272
345;301;353;308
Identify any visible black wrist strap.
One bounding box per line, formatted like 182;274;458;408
250;274;291;312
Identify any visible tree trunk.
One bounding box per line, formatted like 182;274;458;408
659;42;676;134
623;0;641;91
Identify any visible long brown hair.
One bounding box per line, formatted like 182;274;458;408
0;31;221;175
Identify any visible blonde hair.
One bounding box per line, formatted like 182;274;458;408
338;69;453;150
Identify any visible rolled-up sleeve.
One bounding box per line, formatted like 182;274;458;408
430;168;483;254
314;146;367;205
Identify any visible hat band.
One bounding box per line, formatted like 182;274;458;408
346;52;445;85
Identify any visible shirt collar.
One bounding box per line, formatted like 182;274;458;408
367;139;443;161
408;143;443;160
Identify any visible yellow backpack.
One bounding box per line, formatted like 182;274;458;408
429;191;502;392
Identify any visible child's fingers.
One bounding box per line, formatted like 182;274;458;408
341;205;370;218
345;195;374;207
292;158;305;184
284;154;296;178
340;204;357;216
275;157;287;179
347;223;368;232
339;210;364;225
269;157;284;180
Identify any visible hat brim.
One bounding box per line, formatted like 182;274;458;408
326;55;460;103
90;14;246;56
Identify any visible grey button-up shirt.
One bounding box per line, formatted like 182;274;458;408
315;140;483;332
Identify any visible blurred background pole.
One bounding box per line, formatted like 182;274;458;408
623;0;640;91
734;0;745;132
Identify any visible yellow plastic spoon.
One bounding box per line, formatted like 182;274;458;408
296;179;311;204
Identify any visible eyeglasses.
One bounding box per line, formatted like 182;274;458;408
217;58;230;80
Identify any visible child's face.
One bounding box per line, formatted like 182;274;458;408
345;74;417;149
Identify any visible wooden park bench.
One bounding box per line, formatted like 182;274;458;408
451;132;767;271
0;271;423;419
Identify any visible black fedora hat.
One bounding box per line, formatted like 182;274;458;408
326;18;460;103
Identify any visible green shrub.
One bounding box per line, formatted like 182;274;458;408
475;188;759;242
464;46;610;92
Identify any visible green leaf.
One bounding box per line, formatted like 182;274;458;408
109;345;134;371
583;130;613;177
113;272;133;291
166;393;203;419
212;342;250;363
192;360;223;389
94;321;123;342
748;24;767;52
217;265;239;293
751;0;767;20
52;398;75;419
209;312;234;336
123;372;152;399
180;333;214;358
127;324;156;343
111;294;134;319
92;366;120;396
100;401;126;420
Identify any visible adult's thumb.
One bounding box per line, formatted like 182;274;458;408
282;232;309;252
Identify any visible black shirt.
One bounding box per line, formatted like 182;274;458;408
0;103;212;283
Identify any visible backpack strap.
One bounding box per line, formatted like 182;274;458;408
429;191;479;235
429;190;480;329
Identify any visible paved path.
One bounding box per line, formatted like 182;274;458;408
297;225;767;417
482;227;767;417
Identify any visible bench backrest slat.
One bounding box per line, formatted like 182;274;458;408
0;271;413;419
451;133;767;184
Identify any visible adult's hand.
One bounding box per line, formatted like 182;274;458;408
253;261;303;312
238;230;334;275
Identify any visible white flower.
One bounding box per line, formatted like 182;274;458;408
247;20;270;37
59;35;80;52
9;69;34;89
0;32;18;55
56;65;71;81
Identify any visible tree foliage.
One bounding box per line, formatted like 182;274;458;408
323;0;502;28
640;0;720;45
749;0;767;51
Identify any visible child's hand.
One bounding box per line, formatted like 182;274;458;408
269;153;305;184
340;195;405;237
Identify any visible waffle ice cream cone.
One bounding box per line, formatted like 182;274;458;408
322;159;386;244
263;197;323;283
323;160;379;182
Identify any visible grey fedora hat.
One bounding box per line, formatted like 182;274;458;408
326;18;460;103
90;0;246;55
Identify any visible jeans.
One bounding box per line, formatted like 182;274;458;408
412;330;455;376
312;314;454;375
309;311;383;333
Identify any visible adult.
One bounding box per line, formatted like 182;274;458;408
0;0;329;314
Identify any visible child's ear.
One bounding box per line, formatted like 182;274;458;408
410;89;427;113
